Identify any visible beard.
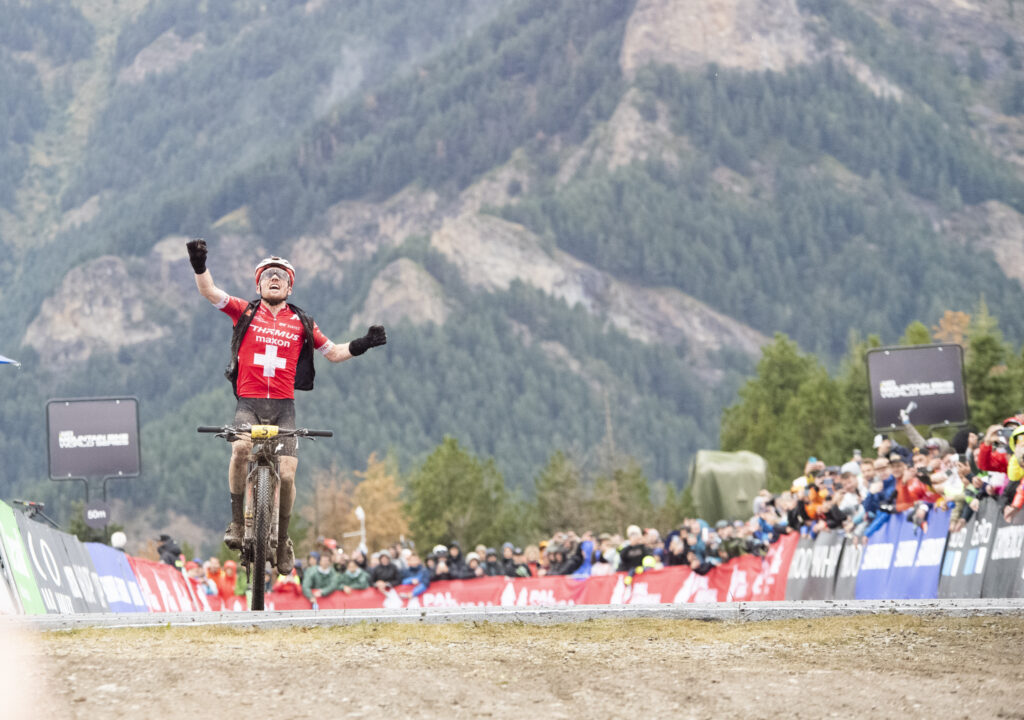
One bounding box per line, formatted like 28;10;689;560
260;289;288;307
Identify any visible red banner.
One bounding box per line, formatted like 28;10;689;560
266;581;399;611
495;574;591;607
750;532;800;601
262;560;774;611
406;576;507;607
582;566;689;604
702;554;762;602
127;557;202;612
182;577;228;612
256;537;805;611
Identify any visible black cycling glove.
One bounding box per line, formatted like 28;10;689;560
349;325;387;356
186;238;207;274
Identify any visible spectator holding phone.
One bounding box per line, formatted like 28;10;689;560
465;552;486;578
978;417;1021;473
1002;425;1024;522
431;555;453;582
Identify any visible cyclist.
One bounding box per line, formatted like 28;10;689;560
186;238;386;575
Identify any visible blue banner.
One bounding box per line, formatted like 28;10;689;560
855;512;904;599
886;506;949;599
85;542;149;613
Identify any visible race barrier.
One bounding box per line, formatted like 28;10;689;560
85;542;149;613
2;498;1024;615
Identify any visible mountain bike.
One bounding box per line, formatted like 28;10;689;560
198;424;332;610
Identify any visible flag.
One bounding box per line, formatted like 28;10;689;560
0;354;21;368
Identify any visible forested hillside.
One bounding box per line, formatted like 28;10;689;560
2;0;1024;551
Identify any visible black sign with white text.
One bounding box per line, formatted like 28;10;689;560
982;509;1024;599
84;500;112;529
866;345;967;430
47;397;140;480
832;537;863;600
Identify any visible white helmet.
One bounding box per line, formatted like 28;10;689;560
254;256;295;286
110;531;127;549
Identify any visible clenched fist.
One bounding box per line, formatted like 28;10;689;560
186;238;207;274
348;325;387;356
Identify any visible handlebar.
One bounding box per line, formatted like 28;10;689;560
197;425;333;438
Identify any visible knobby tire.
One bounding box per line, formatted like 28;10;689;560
252;465;272;611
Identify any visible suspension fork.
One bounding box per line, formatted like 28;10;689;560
269;458;281;551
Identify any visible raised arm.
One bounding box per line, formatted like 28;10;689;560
186;239;228;305
323;325;387;363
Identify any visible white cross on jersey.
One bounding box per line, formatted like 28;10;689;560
253;344;287;377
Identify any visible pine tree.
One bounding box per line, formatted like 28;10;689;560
964;299;1015;427
720;333;841;487
532;450;586;537
404;436;513;549
899;321;933;346
823;332;882;460
585;459;653;535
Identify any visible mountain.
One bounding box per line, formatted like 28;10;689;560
3;0;1024;550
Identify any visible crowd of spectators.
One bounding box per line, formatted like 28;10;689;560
160;413;1024;601
756;413;1024;545
281;413;1024;591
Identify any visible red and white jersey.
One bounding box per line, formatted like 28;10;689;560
218;296;331;399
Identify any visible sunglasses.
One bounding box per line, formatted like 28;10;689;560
260;268;290;282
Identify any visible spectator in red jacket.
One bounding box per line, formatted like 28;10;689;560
905;468;942;507
891;455;916;512
215;560;240;603
977;417;1021;473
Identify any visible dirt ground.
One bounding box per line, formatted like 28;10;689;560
6;615;1024;720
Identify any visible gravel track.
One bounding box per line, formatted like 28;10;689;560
5;600;1024;720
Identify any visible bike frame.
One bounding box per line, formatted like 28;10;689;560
199;423;331;611
243;424;283;587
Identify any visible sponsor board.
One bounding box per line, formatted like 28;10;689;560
14;512;108;613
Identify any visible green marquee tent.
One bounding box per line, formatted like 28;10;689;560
688;450;768;524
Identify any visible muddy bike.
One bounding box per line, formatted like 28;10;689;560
198;423;332;610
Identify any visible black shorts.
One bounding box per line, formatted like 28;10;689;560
233;397;298;457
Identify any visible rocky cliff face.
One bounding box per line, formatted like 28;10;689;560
428;214;765;358
349;257;453;331
25;256;173;365
23;234;264;364
116;31;205;86
620;0;814;76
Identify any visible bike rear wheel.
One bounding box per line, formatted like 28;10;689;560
251;465;272;611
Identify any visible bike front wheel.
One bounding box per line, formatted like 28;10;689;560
251;465;272;611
